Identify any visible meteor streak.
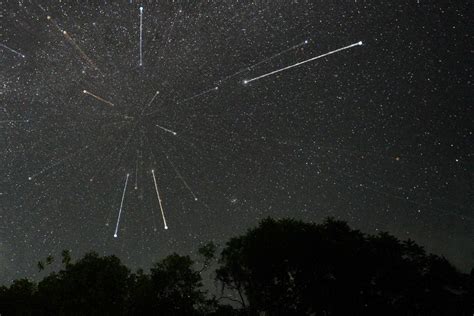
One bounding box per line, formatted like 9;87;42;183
218;39;309;83
83;90;114;106
146;91;159;108
158;135;198;201
177;86;219;104
152;169;168;230
156;124;177;136
114;173;130;238
243;41;363;84
139;6;144;66
28;145;89;181
47;16;103;75
138;91;160;116
134;151;139;190
0;43;25;58
162;151;198;201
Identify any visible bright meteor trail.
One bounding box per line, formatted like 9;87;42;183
114;173;130;238
0;43;25;58
156;124;177;136
243;41;363;84
152;169;168;230
218;39;309;84
83;90;114;107
139;6;144;66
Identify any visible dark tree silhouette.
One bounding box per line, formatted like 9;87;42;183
0;217;472;315
128;253;211;315
216;217;472;315
37;252;130;315
0;279;37;315
198;242;218;273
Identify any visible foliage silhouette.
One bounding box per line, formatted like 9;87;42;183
215;217;473;315
0;217;472;315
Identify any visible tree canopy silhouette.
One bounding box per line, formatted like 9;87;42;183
0;217;472;315
215;217;473;315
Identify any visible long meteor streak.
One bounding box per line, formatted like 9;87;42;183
243;41;363;84
139;6;144;66
156;124;177;136
47;16;103;75
83;90;114;106
114;173;130;238
165;154;197;201
135;151;139;190
219;39;309;83
158;135;199;201
0;43;25;58
28;145;89;180
177;86;219;104
152;169;168;230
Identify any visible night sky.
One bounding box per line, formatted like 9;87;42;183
1;0;472;283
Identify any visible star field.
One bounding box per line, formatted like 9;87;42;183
0;0;472;283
